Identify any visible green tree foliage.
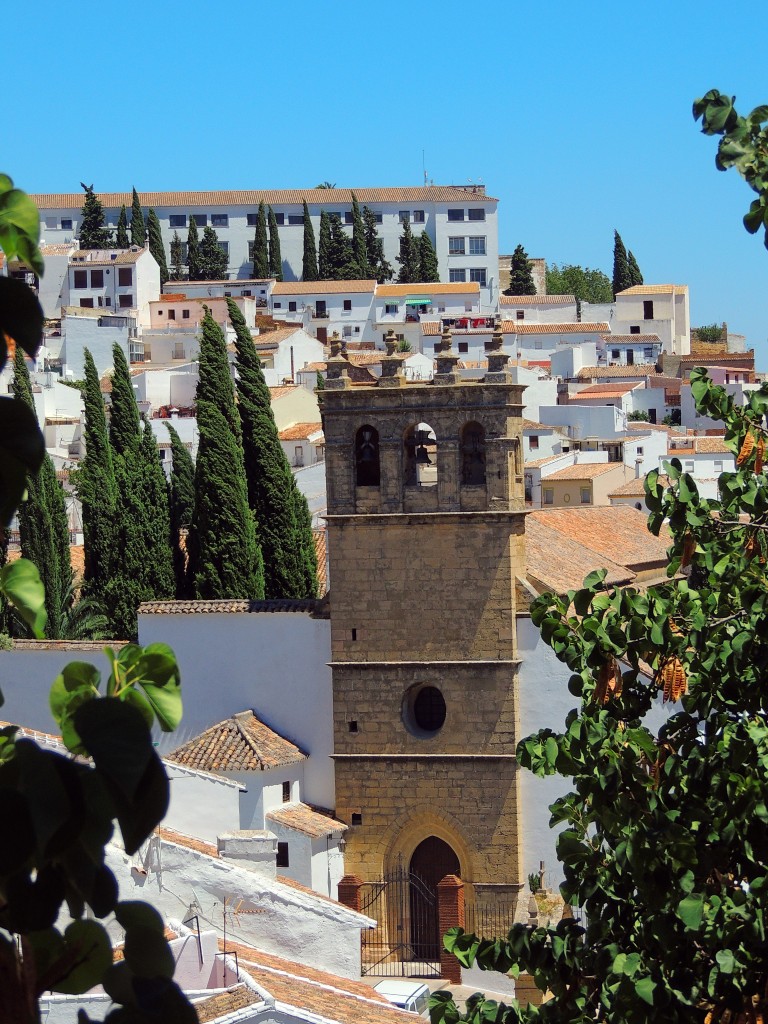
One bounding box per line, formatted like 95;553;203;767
227;298;317;599
504;243;536;295
315;180;336;189
109;345;141;458
268;206;283;281
351;192;369;278
396;219;420;283
170;231;184;281
166;422;195;599
186;215;200;280
116;204;129;248
327;213;358;279
253;201;269;278
628;249;644;286
78;183;111;249
146;207;169;286
316;369;325;390
694;90;768;248
418;231;439;282
78;349;118;610
612;229;633;297
432;373;768;1024
292;480;318;598
363;205;393;283
198;225;229;281
13;349;73;638
696;322;727;344
302;200;318;281
130;186;145;247
188;310;263;599
318;210;331;280
546;263;613;303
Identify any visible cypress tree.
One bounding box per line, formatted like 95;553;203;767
628;249;644;287
612;230;632;297
188;309;263;599
327;214;357;279
302;201;318;281
363;206;392;283
318;211;331;280
504;244;537;295
198;226;229;280
253;202;269;278
170;232;184;281
147;208;169;286
351;193;369;278
130;188;145;247
13;350;74;638
109;345;141;458
78;349;118;609
396;220;420;283
187;216;201;280
292;480;318;598
116;205;129;248
228;298;317;599
166;422;195;599
418;231;439;282
268;206;283;281
78;183;111;249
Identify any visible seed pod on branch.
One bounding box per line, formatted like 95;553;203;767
680;532;696;568
737;431;756;466
658;656;687;702
593;657;622;704
756;437;765;475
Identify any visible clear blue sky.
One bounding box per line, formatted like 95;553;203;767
9;0;767;360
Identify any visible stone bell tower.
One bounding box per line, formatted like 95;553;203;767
321;327;526;919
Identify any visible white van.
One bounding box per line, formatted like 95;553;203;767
373;980;431;1018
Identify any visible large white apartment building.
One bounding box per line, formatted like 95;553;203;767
31;185;500;307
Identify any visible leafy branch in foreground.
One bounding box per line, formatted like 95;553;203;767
432;369;768;1024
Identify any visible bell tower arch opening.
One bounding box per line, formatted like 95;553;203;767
404;422;437;487
355;424;380;486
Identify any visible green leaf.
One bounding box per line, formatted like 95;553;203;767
53;920;112;994
0;277;44;355
115;901;165;934
716;949;735;974
0;190;43;276
0;558;46;636
677;893;704;931
635;976;656;1006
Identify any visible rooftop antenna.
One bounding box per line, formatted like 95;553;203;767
423;150;427;186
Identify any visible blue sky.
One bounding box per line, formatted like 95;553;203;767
9;0;767;360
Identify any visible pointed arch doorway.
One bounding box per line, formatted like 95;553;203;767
409;836;460;961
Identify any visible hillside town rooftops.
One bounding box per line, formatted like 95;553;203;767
544;462;622;481
576;364;661;379
500;293;576;305
529;506;670;572
167;710;307;773
574;382;642;397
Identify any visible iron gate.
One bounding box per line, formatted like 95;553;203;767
359;866;441;977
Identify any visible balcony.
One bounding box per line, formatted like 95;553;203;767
311;308;330;319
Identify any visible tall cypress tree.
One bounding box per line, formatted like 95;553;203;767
327;214;357;279
302;201;318;281
78;349;118;609
147;208;169;286
627;249;644;287
318;211;331;280
351;193;369;278
418;231;439;282
188;310;263;599
363;206;393;283
396;220;420;283
79;184;111;249
166;422;195;599
268;206;283;281
228;298;317;598
198;226;228;280
109;345;141;458
116;205;129;248
187;216;201;280
505;244;536;295
612;230;632;298
292;480;318;599
13;350;74;638
130;188;145;247
170;232;184;281
253;202;269;278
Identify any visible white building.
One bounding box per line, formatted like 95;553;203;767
32;185;500;307
665;434;736;500
66;247;160;326
499;292;578;322
581;284;691;356
270;280;377;346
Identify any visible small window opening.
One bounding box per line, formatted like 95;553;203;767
351;813;363;826
282;781;291;803
355;425;380;486
348;720;358;733
276;842;289;867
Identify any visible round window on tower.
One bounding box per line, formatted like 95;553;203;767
403;684;447;737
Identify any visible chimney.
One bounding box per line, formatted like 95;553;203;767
217;831;278;879
635;456;644;479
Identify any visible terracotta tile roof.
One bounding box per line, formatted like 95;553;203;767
278;421;323;441
525;515;634;594
138;598;324;614
512;321;610;334
167;711;306;772
608;474;670;498
377;282;480;296
573;381;640;398
313;528;328;595
267;803;347;838
194;984;261;1022
272;280;376;295
529;506;670;572
269;385;299;401
253;325;303;344
0;720;63;747
545;462;623;481
157;827;219;858
300;361;327;373
616;284;687;295
601;333;661;342
523;419;555;430
627;421;672;433
70;248;145;264
692;436;731;454
40;243;77;255
500;293;575;305
31;185;498;209
576;364;660;379
215;943;413;1024
525;454;566;468
113;926;177;964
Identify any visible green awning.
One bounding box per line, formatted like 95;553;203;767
405;297;431;305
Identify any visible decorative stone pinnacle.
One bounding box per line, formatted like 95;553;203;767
379;328;405;386
325;331;351;388
486;317;510;375
385;328;398;357
434;324;460;380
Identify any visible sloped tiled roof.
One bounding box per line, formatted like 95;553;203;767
608;474;670;498
576;364;660;379
267;803;348;838
529;506;670;572
166;711;307;772
500;293;575;305
278;421;323;441
617;284;686;295
573;381;641;397
525;515;634;595
272;280;376;295
33;186;497;209
269;385;300;400
194;984;260;1022
513;321;610;334
70;248;145;264
601;333;661;342
138;598;323;614
313;528;328;595
377;282;480;296
157;827;219;858
545;462;623;481
692;436;731;454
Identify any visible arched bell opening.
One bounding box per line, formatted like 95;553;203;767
355;424;380;486
461;421;486;486
403;422;437;487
